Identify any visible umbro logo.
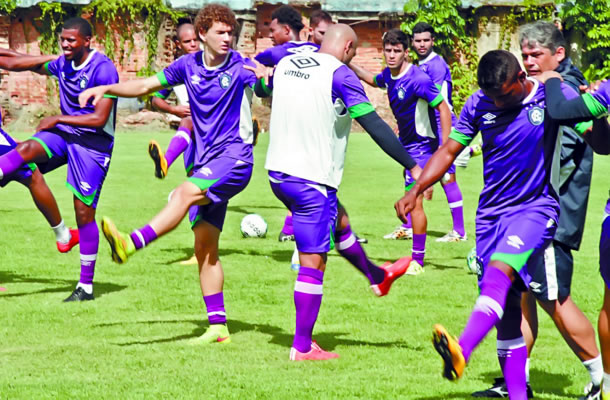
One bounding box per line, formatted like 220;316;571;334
290;56;320;69
199;167;212;176
482;112;496;125
80;181;91;191
287;45;318;54
506;235;524;250
191;75;201;85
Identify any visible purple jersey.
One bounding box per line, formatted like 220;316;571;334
418;52;457;134
451;79;577;219
254;41;320;67
158;50;258;167
45;50;118;139
374;65;444;152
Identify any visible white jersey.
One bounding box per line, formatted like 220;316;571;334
173;84;189;106
265;52;353;189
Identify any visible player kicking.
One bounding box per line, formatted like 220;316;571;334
80;4;258;344
350;28;453;274
252;23;418;360
395;50;576;398
411;22;466;243
0;51;79;253
0;18;118;302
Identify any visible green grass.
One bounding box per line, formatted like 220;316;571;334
1;129;609;399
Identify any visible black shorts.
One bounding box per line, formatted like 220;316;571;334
528;240;573;301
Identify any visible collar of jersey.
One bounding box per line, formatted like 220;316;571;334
521;77;539;104
390;63;412;80
419;51;437;65
200;50;231;71
71;49;97;71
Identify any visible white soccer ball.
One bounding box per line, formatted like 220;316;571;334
240;214;267;238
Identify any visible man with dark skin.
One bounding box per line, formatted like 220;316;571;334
0;17;119;302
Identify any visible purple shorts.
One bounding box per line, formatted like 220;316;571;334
0;129;35;187
476;205;557;291
600;207;610;288
269;170;337;254
31;128;113;208
187;157;252;231
404;146;455;188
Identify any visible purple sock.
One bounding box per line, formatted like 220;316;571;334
401;214;412;229
336;224;385;284
282;214;294;235
165;127;191;168
459;267;512;361
293;266;324;353
78;220;99;285
130;224;158;250
0;149;24;180
412;233;426;266
203;292;227;325
443;182;465;237
499;340;528;399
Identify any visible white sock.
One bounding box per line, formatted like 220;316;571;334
603;372;610;394
583;355;604;386
76;282;93;294
525;358;530;383
291;246;300;266
52;220;70;244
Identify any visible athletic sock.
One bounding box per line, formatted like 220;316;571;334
52;219;70;244
281;214;294;236
76;282;93;294
165;127;191;168
78;220;99;286
603;372;610;394
293;266;323;353
335;224;385;285
583;355;603;387
130;224;158;250
459;266;512;361
525;358;530;383
412;233;426;266
498;337;528;398
443;181;465;237
401;214;412;229
0;149;24;180
203;292;227;325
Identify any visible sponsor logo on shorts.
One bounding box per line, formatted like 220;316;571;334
79;75;89;90
482;112;496;125
80;181;91;191
219;73;232;89
506;235;524;250
199;167;212;176
528;106;544;126
397;87;405;100
529;281;542;293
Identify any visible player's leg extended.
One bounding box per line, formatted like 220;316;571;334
438;172;467;242
0;138;48;181
149;118;192;179
597;214;610;399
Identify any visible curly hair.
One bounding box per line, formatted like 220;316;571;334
271;5;304;34
195;3;237;34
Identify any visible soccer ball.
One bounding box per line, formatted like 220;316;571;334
240;214;267;238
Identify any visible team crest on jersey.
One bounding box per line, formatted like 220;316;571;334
290;56;320;69
286;45;318;54
219;73;232;89
397;87;406;100
79;75;89;90
528;106;544;126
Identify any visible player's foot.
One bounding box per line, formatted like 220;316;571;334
63;287;94;302
433;324;465;381
383;226;412;240
405;260;424;276
101;216;135;264
580;382;602;400
57;228;79;253
371;256;411;297
179;255;198;265
252;116;260;146
148;140;168;179
471;143;482;157
278;232;295;242
454;146;472;168
356;235;368;244
466;246;480;275
471;377;534;398
190;324;231;344
436;230;467;243
290;342;339;361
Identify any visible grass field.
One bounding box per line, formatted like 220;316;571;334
1;128;609;399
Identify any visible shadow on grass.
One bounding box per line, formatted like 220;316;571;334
227;205;286;215
475;368;573;398
161;247;295;264
99;318;410;350
415;392;480;400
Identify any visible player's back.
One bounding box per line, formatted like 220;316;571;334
255;41;320;67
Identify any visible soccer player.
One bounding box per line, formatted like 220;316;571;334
80;4;258;344
0;50;79;253
307;9;333;45
252;23;417;360
0;18;118;302
534;72;610;400
474;21;602;399
395;50;575;398
411;22;466;243
350;28;453;274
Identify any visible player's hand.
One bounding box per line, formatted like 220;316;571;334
171;105;191;118
535;71;561;83
580;79;606;94
79;85;108;107
36;115;59;132
244;59;272;82
394;190;418;223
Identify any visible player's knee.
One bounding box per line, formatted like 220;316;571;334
15;140;45;162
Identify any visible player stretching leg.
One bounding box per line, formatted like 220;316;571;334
396;50;576;398
0;51;79;253
252;24;418;360
0;19;118;302
350;29;453;274
81;4;259;343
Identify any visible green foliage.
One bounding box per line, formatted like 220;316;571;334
37;2;67;55
560;0;610;81
0;0;17;15
85;0;184;76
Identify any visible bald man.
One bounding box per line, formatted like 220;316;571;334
250;24;421;361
